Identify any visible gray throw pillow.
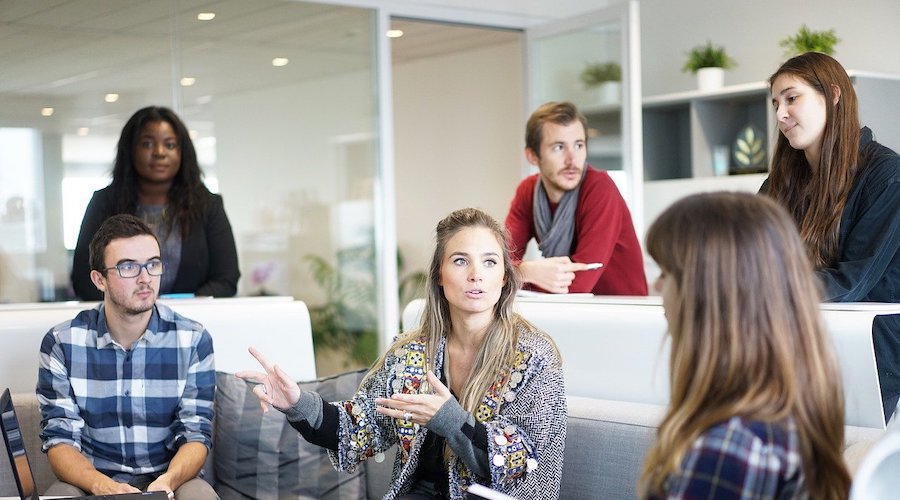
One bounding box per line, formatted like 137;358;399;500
214;369;368;500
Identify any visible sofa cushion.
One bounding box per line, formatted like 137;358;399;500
214;370;368;500
562;396;664;500
0;393;57;495
363;445;396;499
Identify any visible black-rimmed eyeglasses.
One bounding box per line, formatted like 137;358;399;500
102;259;165;278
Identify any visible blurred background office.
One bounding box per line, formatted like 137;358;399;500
1;0;899;371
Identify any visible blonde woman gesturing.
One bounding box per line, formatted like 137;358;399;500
238;208;566;500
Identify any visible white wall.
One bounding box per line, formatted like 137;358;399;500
639;0;900;97
333;0;900;96
214;69;376;303
393;40;525;274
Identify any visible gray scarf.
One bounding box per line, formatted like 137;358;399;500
533;168;587;257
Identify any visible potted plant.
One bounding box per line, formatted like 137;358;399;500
304;246;425;374
780;25;840;57
580;61;622;104
682;40;737;91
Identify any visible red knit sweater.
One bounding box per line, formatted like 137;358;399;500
505;167;648;295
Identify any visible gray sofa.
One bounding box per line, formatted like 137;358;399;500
0;372;881;500
2;369;663;500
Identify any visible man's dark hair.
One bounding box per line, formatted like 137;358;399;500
89;214;159;273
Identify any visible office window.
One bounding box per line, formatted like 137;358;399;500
0;1;384;372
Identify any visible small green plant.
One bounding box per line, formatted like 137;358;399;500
682;41;737;74
780;25;839;57
580;61;622;89
304;246;425;366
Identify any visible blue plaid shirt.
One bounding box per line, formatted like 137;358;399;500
37;303;215;481
654;417;805;500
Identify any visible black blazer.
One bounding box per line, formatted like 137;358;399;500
71;186;240;300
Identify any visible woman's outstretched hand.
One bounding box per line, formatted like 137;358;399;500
235;346;301;412
375;371;453;426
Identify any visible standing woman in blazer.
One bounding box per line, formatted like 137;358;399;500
761;52;900;420
71;106;240;300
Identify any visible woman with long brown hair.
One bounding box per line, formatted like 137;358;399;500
762;52;900;421
640;192;850;500
238;208;566;500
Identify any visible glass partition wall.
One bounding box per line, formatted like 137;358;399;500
526;2;643;233
0;0;384;372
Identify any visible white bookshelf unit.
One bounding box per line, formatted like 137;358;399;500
641;71;900;182
642;81;772;181
583;102;623;171
639;71;900;227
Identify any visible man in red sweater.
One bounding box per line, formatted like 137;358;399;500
505;101;647;295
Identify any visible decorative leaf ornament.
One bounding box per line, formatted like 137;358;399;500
732;125;767;172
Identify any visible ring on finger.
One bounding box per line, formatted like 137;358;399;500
403;411;412;423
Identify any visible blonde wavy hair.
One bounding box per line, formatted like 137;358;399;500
366;208;554;414
639;192;849;500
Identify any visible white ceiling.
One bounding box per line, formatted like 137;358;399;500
322;0;618;27
0;0;519;137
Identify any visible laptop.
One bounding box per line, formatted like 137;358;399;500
1;388;167;500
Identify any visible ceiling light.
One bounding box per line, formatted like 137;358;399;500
41;107;54;117
196;95;213;105
386;29;404;38
197;12;215;21
180;77;196;87
104;93;119;103
271;57;289;67
77;127;90;136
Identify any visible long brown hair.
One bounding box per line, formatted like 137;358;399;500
765;52;860;268
639;192;849;500
365;208;553;414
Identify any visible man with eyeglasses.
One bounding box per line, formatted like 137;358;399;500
36;214;217;500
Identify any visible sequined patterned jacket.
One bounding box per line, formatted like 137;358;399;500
328;321;566;500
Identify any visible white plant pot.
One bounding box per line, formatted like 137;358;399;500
591;81;621;105
696;67;724;91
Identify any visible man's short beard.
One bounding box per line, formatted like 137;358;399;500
123;302;154;315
